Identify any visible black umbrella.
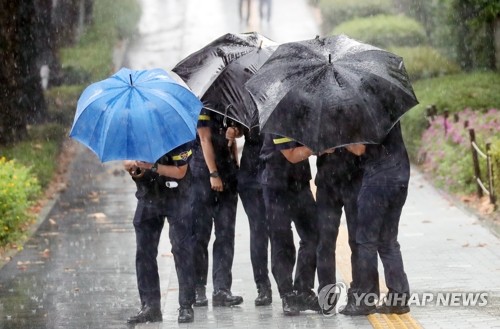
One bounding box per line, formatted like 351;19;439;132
245;34;419;152
172;32;277;128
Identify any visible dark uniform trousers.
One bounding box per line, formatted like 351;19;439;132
191;167;238;291
316;176;361;293
355;184;410;298
263;186;318;297
133;198;195;308
238;184;271;289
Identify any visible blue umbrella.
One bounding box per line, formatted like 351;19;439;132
69;67;203;163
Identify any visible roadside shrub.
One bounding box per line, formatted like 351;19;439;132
318;0;393;33
60;0;141;81
490;137;500;205
389;46;461;81
46;85;84;126
401;71;500;161
332;14;426;48
0;157;41;247
418;108;500;194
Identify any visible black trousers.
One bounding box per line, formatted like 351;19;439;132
263;186;318;297
191;168;238;292
316;178;361;293
133;199;195;308
355;185;410;299
238;184;271;289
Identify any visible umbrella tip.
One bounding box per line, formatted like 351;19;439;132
259;40;263;49
329;54;332;63
129;74;133;86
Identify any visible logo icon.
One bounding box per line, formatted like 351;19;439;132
318;282;347;316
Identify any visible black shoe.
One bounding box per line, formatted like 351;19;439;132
282;292;300;316
377;303;410;314
339;302;376;316
194;286;208;307
297;290;321;312
178;306;194;323
255;285;272;306
212;289;244;306
127;304;162;324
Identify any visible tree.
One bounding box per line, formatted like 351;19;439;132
452;0;500;70
0;1;47;143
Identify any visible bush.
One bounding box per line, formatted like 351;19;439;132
490;137;500;205
401;71;500;161
389;46;461;81
318;0;393;33
332;14;427;48
60;0;141;82
418;108;500;194
0;157;41;247
46;85;85;126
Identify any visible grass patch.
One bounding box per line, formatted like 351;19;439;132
401;71;500;161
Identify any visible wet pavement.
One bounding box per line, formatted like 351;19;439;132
1;0;500;328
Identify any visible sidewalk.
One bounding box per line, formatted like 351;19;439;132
0;0;499;328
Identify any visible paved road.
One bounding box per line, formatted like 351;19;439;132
0;0;499;328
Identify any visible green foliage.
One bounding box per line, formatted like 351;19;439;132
490;137;500;205
0;157;41;247
1;136;60;189
389;46;461;81
449;0;500;70
401;71;500;162
60;0;141;82
417;108;499;194
318;0;393;33
331;14;427;48
46;85;85;126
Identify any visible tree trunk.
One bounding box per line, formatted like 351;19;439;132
495;16;500;71
0;1;47;144
455;1;474;70
52;0;81;47
34;0;63;88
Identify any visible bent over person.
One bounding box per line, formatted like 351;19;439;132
260;134;320;316
124;142;195;324
340;122;411;316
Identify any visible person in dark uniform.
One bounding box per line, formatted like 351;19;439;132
315;147;363;305
226;125;272;306
124;142;195;324
259;0;272;22
239;0;252;23
340;122;411;315
190;108;243;307
260;134;320;316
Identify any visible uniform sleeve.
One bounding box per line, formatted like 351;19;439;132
197;108;212;128
168;142;193;166
272;135;302;151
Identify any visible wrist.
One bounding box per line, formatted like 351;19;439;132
151;162;159;173
209;170;219;178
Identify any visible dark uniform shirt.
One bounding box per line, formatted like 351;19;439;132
360;122;410;187
260;134;312;191
190;108;238;183
315;147;363;188
238;126;264;188
133;142;193;203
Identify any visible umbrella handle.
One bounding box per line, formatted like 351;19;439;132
128;167;145;178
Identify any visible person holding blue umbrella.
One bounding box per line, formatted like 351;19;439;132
124;143;196;324
69;68;203;324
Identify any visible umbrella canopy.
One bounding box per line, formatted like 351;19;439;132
69;67;203;163
245;34;418;152
172;32;277;127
